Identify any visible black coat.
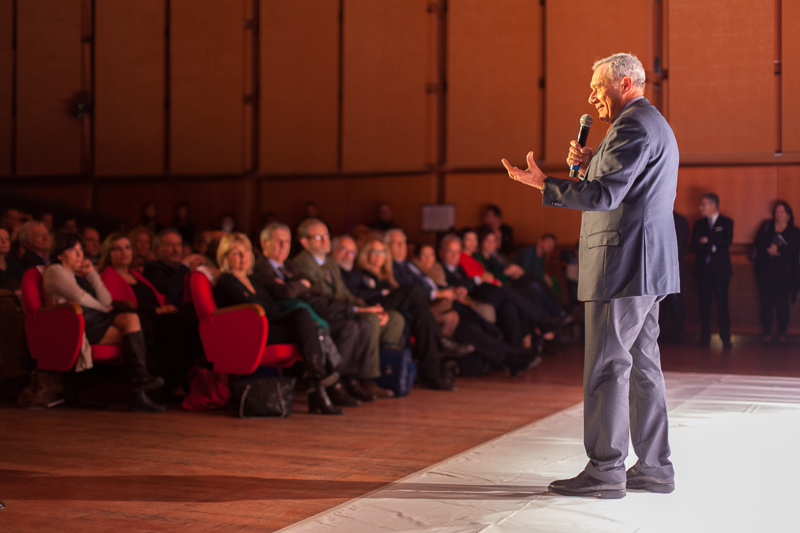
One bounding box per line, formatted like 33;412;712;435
691;214;734;278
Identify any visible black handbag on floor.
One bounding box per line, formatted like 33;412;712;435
230;373;297;418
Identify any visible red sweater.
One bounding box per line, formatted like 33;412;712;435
100;267;166;307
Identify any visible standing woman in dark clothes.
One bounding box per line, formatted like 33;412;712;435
213;233;343;415
754;201;800;344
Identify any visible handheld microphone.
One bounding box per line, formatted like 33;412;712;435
569;114;593;178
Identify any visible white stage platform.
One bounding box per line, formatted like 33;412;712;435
279;373;800;533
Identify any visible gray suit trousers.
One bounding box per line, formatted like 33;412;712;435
583;296;674;483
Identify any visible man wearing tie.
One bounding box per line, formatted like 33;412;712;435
691;193;734;348
502;53;679;498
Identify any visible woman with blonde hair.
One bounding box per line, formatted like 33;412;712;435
213;233;343;415
127;226;156;273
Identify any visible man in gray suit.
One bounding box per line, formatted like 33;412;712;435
502;53;679;499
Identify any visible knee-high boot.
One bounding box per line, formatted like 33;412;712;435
122;331;166;412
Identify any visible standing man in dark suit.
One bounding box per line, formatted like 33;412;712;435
691;193;733;348
502;53;679;498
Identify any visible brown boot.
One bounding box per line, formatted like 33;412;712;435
359;379;395;399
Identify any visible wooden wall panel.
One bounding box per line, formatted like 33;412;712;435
447;0;543;169
0;0;12;176
94;179;249;233
260;178;351;238
445;171;582;246
170;0;245;174
94;0;165;176
7;184;92;210
260;174;436;244
674;166;778;243
16;0;83;176
783;1;800;155
667;0;775;159
259;0;339;174
777;165;800;207
545;1;654;166
341;0;432;172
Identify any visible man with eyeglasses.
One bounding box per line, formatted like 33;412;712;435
294;218;402;402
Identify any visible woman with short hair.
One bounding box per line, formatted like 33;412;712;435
213;233;342;415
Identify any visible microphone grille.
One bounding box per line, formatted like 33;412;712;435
580;114;593;127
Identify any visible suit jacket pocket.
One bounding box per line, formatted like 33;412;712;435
587;230;620;248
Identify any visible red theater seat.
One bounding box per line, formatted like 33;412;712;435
188;272;301;375
20;267;122;372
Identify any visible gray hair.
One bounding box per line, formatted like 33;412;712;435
153;227;182;249
384;228;406;243
331;234;355;252
297;217;326;240
17;220;46;247
592;53;646;90
439;233;461;251
260;222;291;245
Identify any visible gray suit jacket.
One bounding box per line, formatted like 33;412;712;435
542;98;680;301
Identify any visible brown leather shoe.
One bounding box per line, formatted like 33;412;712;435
358;379;394;399
326;382;361;407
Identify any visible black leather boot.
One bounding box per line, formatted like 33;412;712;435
326;381;361;407
308;385;344;415
129;389;167;412
122;331;164;391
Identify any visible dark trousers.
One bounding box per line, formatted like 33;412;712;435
757;274;792;336
696;269;731;342
583;296;673;483
451;302;511;369
472;284;546;347
375;284;441;380
150;312;203;391
327;315;372;378
659;292;685;343
267;308;325;371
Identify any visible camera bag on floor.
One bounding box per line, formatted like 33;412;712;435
229;367;296;418
375;346;417;397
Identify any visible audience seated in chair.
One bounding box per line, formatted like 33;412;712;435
82;227;102;267
18;220;52;270
44;231;165;412
252;222;378;407
213;232;343;415
99;233;202;398
128;226;156;273
293;218;402;401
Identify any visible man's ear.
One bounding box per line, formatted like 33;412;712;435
299;237;308;249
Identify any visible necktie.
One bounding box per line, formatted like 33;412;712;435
277;266;287;281
322;263;333;284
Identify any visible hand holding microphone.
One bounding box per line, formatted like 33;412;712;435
567;114;594;179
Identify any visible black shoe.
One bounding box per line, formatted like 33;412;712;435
722;339;733;349
626;465;674;493
129;390;167;412
345;377;377;402
132;375;165;391
548;471;626;499
440;337;475;357
505;350;542;378
308;386;345;415
326;382;361;407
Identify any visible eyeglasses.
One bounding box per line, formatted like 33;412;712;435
308;234;329;241
369;249;387;256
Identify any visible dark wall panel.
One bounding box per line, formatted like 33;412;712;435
170;0;245;174
0;0;12;176
16;0;83;175
447;0;543;169
667;0;775;160
341;0;432;172
94;0;165;176
259;0;339;174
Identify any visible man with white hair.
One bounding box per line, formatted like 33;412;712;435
18;220;52;269
503;53;679;498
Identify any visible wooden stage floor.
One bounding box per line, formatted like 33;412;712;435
1;335;799;532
